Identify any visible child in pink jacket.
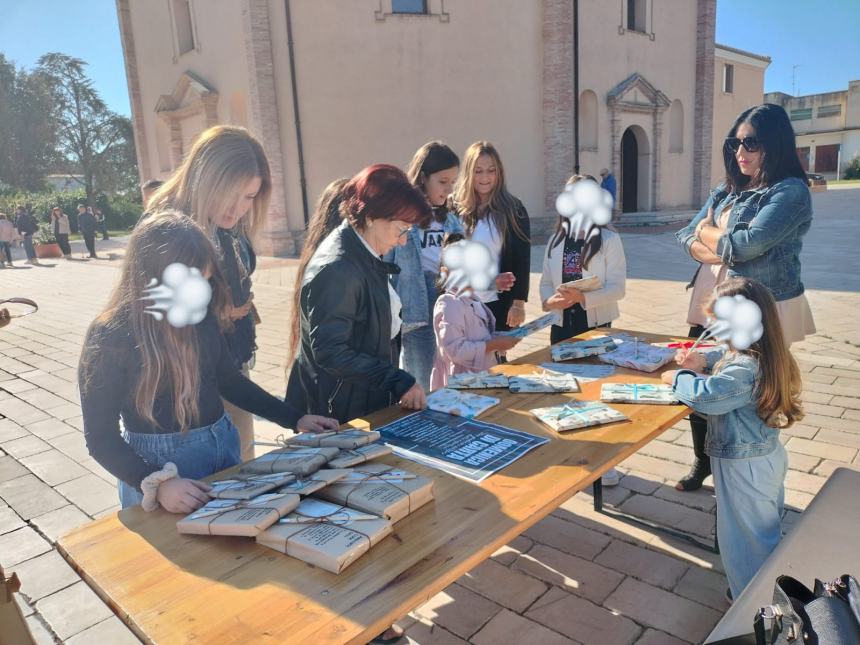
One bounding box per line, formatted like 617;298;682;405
430;234;520;390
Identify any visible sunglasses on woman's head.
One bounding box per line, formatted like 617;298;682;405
725;136;761;153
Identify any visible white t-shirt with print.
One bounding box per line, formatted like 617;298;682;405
419;222;446;273
470;216;502;303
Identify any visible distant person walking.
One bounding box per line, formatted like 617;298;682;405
78;205;98;258
15;205;38;265
95;208;109;240
599;168;616;203
52;207;72;258
0;213;15;267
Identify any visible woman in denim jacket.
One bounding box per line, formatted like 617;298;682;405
387;142;464;391
662;277;804;601
673;104;815;493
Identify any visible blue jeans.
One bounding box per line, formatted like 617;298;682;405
22;234;35;260
712;443;787;598
400;272;438;392
118;413;241;508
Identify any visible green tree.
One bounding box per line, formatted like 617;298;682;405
0;53;57;191
36;53;137;204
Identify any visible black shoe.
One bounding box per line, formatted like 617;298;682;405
676;457;711;491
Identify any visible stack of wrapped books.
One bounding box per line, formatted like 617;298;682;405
256;498;392;574
550;336;618;361
177;493;300;537
277;469;351;496
508;372;580;393
241;446;339;476
539;363;616;382
328;443;393;468
285;429;381;449
208;472;296;500
427;388;499;418
559;275;602;292
316;462;435;524
447;371;510;389
600;383;679;405
598;336;675;372
530;400;628;432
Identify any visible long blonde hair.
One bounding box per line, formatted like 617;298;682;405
81;211;231;432
453;141;528;244
711;278;804;428
149;125;272;243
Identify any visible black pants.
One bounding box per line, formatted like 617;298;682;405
550;320;611;345
687;324;708;444
486;299;510;332
57;234;71;256
83;232;96;257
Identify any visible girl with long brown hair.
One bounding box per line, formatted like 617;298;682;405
79;212;336;514
288;177;349;364
662;276;802;600
387;142;463;391
148;125;271;462
453;141;529;332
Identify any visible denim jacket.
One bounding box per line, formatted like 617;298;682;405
675;177;812;301
386;212;463;332
672;351;780;459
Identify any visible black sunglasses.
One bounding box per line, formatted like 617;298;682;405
724;136;761;153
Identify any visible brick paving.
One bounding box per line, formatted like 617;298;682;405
0;187;858;643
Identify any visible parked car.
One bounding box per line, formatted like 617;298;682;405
807;172;827;188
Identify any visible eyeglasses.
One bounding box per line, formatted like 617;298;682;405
724;136;761;153
394;224;411;238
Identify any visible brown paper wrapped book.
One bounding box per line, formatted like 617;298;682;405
277;469;351;496
176;493;300;537
256;498;392;574
240;447;339;475
209;472;296;500
286;429;381;449
327;443;392;468
316;463;434;524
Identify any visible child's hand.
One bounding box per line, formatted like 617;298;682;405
495;272;515;292
296;414;340;433
156;478;212;514
545;288;583;310
399;383;427;410
674;349;707;372
661;369;678;385
486;334;521;353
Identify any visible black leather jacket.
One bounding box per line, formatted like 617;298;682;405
286;223;415;423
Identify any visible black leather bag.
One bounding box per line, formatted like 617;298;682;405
753;574;860;644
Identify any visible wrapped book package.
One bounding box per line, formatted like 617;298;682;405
256;498;392;574
285;429;381;449
315;463;434;524
208;472;296;500
277;468;351;496
327;443;393;468
240;446;339;476
176;493;300;537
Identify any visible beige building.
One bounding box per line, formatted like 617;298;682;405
765;81;860;180
711;44;771;188
117;0;720;256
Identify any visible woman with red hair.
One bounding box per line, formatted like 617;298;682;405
286;164;432;423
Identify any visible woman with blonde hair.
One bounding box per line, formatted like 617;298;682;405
79;212;336;513
149;125;270;461
453;141;529;332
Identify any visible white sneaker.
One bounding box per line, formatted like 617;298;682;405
601;467;621;487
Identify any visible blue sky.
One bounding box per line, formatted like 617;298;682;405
0;0;858;116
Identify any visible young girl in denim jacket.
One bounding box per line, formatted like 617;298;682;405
662;277;803;600
430;234;520;390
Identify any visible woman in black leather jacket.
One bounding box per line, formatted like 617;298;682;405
286;165;432;423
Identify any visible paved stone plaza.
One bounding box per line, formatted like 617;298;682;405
1;187;858;644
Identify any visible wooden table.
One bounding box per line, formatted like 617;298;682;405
59;328;692;644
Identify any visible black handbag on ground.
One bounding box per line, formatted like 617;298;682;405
753;574;860;644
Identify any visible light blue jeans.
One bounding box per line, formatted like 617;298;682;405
400;272;438;392
118;413;241;508
22;234;36;260
711;442;788;599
